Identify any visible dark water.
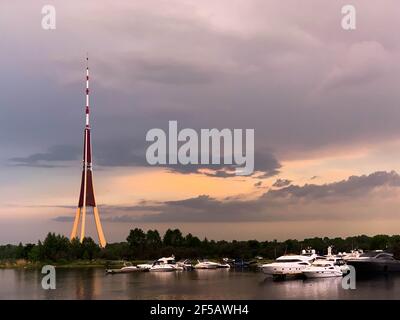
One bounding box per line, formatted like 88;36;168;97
1;268;400;300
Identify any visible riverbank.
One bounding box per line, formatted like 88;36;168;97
0;259;149;269
0;258;271;269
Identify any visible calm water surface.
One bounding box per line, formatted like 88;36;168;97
1;268;400;299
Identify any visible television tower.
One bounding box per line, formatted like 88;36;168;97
70;56;107;248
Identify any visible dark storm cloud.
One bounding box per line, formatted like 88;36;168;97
54;171;400;223
53;216;74;222
11;140;281;178
133;58;215;85
3;0;400;166
265;171;400;201
9;145;81;167
272;179;292;188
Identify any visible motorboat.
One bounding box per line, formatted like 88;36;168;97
261;248;317;279
137;262;154;270
194;259;220;269
176;259;194;270
217;262;231;269
149;263;176;272
149;256;179;272
302;259;343;278
322;246;351;275
346;250;400;274
120;265;139;272
106;262;145;274
226;258;257;268
341;249;363;261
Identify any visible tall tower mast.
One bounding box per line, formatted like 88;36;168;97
70;56;107;248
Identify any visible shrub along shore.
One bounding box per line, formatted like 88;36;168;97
2;229;400;268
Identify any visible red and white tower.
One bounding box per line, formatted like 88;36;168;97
70;57;107;248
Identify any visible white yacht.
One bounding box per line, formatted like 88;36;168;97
194;259;220;269
341;249;364;261
137;262;154;270
261;249;317;279
120;265;139;272
149;256;180;272
176;259;194;270
302;259;343;278
217;262;231;269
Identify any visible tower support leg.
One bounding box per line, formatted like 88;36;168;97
93;206;107;248
70;207;81;240
80;206;86;243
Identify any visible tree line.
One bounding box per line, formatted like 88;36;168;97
2;229;400;262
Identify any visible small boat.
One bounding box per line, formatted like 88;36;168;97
346;250;400;274
302;259;343;278
341;249;364;261
106;263;145;274
177;259;194;270
149;263;177;272
194;259;220;269
231;259;257;268
149;256;180;272
217;262;231;269
137;262;154;270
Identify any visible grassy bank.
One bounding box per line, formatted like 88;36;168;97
0;259;150;269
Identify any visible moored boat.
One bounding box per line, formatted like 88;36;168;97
302;259;343;278
261;248;317;279
194;259;220;269
346;250;400;274
149;256;180;272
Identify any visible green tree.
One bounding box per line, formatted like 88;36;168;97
184;233;201;247
163;229;184;247
127;228;146;248
146;230;162;247
127;228;146;258
42;233;70;261
81;237;100;260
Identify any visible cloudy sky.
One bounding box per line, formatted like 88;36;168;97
2;0;400;244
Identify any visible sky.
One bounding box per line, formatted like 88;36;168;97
2;0;400;244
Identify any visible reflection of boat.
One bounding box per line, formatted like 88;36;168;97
346;250;400;274
261;248;317;279
302;259;343;278
149;256;180;272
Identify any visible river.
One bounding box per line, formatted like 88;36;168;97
1;268;400;299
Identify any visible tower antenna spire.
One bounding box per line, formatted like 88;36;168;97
70;56;107;248
85;54;90;127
